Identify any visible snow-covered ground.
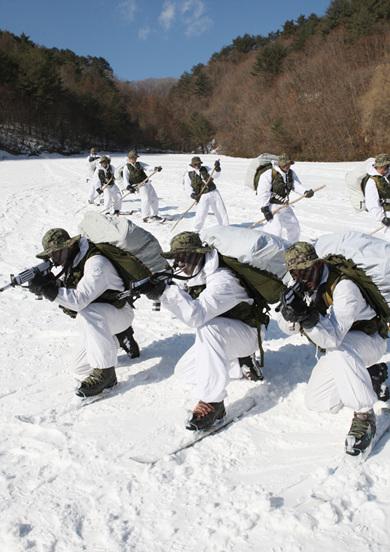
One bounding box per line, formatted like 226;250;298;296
0;153;389;552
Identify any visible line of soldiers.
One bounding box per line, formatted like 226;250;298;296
29;225;389;456
86;150;231;231
27;151;390;457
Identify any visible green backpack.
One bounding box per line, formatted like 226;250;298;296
219;255;286;307
94;242;152;286
253;163;273;193
325;254;390;337
218;254;286;365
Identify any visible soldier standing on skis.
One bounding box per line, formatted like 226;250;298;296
142;231;265;431
123;150;164;223
363;153;390;237
183;156;229;232
28;228;140;398
278;241;389;456
257;153;314;242
90;155;122;215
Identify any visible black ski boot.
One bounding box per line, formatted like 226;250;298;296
367;363;389;402
345;409;376;456
239;355;264;382
76;367;117;398
116;326;140;358
186;401;226;431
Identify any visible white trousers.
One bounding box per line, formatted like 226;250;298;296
175;317;258;403
305;331;386;413
262;206;300;242
103;184;122;212
194;190;229;232
139;182;158;218
73;303;133;380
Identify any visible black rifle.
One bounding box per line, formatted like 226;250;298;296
276;281;308;320
0;260;53;292
116;271;174;302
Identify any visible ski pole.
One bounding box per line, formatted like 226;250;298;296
171;163;218;232
251;184;327;228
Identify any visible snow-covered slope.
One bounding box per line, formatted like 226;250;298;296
0;153;389;552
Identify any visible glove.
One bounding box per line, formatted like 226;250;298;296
126;184;136;193
146;280;167;301
300;309;320;329
134;276;167;300
190;192;198;201
154;166;163;172
29;273;58;301
199;166;208;176
381;217;390;227
280;284;309;323
280;286;319;329
96;187;103;195
214;160;221;172
261;206;273;221
304;189;314;198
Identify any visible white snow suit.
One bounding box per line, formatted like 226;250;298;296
257;165;308;242
364;166;390;239
123;161;159;219
89;161;122;213
183;166;229;232
160;249;258;403
278;266;386;414
53;237;133;380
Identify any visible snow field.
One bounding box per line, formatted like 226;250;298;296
0;152;389;551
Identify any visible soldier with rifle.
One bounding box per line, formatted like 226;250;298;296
278;241;389;456
23;228;140;398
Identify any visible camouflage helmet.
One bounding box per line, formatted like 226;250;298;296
161;232;213;259
284;241;319;271
36;228;80;260
128;150;139;160
191;156;202;166
277;153;294;167
374;153;390;168
100;155;110;164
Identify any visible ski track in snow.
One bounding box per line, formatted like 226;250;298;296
0;152;389;551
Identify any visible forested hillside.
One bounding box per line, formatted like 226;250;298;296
0;0;389;159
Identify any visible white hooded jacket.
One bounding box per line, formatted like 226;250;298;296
160;249;253;328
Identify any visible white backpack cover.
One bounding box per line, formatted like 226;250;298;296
78;211;169;274
244;153;278;190
315;230;390;307
200;224;289;280
346;158;374;211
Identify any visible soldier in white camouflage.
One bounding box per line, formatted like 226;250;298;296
364;153;390;237
278;241;388;456
183;156;229;232
257;153;314;242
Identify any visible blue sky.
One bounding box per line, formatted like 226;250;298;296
0;0;331;81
